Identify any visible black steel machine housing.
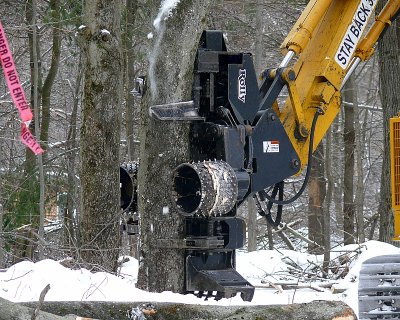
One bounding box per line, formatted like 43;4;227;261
149;30;302;301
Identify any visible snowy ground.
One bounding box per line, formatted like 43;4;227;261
0;240;399;317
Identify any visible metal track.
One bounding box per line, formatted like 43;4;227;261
359;255;400;319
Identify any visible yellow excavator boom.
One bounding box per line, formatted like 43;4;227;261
278;0;400;167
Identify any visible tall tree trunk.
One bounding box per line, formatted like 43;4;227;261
323;128;332;274
378;4;400;243
25;0;42;175
31;0;45;261
137;1;210;293
308;142;326;254
24;0;42;230
40;0;62;152
123;0;139;259
247;197;257;252
124;0;138;161
332;116;343;228
342;77;355;245
352;75;365;243
63;55;83;251
78;0;123;272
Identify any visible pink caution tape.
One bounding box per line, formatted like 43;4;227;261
0;21;43;155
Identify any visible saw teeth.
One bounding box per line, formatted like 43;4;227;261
172;160;238;217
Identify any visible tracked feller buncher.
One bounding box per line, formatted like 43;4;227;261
121;0;400;316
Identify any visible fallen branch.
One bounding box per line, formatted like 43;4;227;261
274;222;324;251
259;280;338;292
31;284;51;320
20;300;357;320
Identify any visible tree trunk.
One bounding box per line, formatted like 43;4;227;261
124;0;138;161
78;0;123;272
136;1;210;293
31;0;46;262
63;55;83;251
254;0;264;76
323;127;332;274
332;116;343;228
352;75;365;243
247;197;257;252
267;223;274;250
0;298;77;320
342;78;355;245
25;0;42;175
20;300;356;320
14;0;42;263
308;143;326;253
378;5;400;243
39;0;62;151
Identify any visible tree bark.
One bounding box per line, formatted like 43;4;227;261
0;297;77;320
254;0;264;75
63;55;83;251
323;127;332;274
342;78;355;245
20;300;356;320
78;0;123;272
31;0;46;262
124;0;138;161
247;197;257;252
378;3;400;243
351;75;365;243
332;116;343;227
39;0;62;151
308;143;326;253
136;1;210;293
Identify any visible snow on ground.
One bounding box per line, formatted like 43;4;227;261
0;240;399;316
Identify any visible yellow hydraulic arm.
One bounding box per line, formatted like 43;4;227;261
275;0;399;167
273;0;399;237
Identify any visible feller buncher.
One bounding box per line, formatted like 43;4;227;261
121;0;400;318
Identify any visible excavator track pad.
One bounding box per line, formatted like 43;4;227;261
359;255;400;319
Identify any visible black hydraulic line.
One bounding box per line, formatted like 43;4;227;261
260;107;322;206
253;181;283;227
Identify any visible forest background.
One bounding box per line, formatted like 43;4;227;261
0;0;399;294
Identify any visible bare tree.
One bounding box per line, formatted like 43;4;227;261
342;78;356;245
39;0;62;152
63;55;83;250
78;0;123;272
137;0;210;293
351;75;365;243
123;0;139;161
308;143;326;253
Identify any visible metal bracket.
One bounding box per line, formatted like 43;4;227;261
150;101;204;121
283;68;309;138
157;237;224;249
